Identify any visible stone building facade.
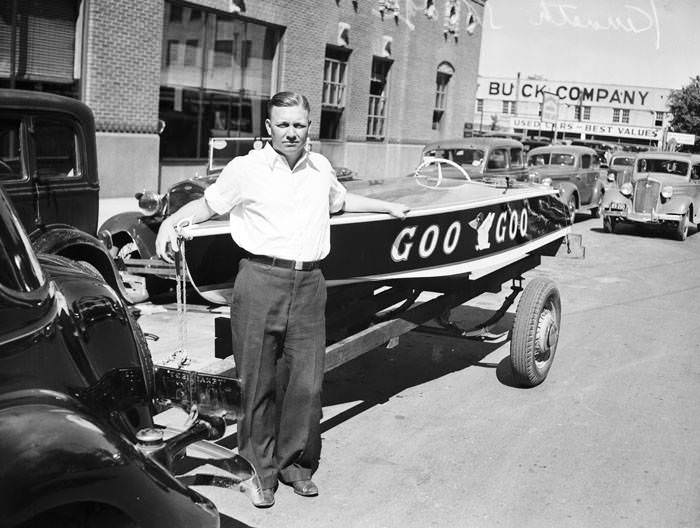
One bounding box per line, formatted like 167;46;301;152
1;0;485;197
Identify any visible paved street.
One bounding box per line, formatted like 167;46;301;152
140;214;700;528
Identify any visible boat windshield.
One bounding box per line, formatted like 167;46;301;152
637;158;689;176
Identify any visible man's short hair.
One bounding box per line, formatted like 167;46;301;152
268;91;310;116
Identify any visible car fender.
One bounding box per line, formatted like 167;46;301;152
1;389;218;528
29;224;132;301
555;182;578;205
99;211;159;260
658;195;693;218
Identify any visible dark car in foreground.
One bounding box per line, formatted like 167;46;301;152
600;151;700;240
0;187;259;527
0;89;132;302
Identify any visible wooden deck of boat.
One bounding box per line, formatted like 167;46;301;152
187;178;557;236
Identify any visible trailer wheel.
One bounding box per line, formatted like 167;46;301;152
510;278;561;387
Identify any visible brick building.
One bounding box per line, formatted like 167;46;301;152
1;0;485;197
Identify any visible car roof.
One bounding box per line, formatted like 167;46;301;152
527;144;598;156
0;89;95;126
636;150;699;162
423;137;524;151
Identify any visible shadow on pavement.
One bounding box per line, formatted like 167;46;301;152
320;305;518;432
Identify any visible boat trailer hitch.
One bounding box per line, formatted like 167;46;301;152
416;279;523;343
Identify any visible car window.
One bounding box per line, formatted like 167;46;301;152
486;149;507;169
0;196;45;292
32;117;82;181
424;148;447;159
581;154;591;169
509;148;524;169
452;148;484;166
612;157;634;167
528;153;550;166
0;118;24;182
637;158;689;176
691;164;700;180
551;153;575;166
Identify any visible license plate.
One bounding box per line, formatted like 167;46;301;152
155;366;242;416
610;202;626;211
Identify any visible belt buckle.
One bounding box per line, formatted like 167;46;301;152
294;260;303;271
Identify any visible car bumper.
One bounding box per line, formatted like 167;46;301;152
602;204;681;224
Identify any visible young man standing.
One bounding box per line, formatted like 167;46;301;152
156;91;408;507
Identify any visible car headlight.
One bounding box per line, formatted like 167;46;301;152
620;182;633;197
607;171;616;182
661;185;673;199
137;190;165;216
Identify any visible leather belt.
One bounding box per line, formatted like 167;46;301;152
248;255;321;271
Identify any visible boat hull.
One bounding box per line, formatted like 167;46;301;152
182;182;570;305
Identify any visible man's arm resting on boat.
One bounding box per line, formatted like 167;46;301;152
155;197;216;263
343;192;410;219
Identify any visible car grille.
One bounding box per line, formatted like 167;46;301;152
167;184;205;215
614;169;633;187
632;179;660;214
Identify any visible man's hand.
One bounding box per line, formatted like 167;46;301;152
155;219;179;264
386;202;410;220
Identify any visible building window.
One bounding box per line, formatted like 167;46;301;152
574;105;581;121
184;39;200;66
432;63;454;130
160;2;282;159
621;109;630;124
502;100;515;115
0;0;82;98
612;108;621;123
583;106;591;120
476;98;483;113
367;56;392;141
169;4;183;22
655;111;664;127
320;45;350;140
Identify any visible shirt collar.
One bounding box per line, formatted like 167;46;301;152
262;142;317;172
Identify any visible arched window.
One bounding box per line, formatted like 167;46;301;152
433;62;454;130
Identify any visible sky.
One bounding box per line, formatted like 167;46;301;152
478;0;700;90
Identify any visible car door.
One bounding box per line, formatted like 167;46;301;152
578;153;595;204
691;163;700;214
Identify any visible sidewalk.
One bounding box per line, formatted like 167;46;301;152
99;197;139;227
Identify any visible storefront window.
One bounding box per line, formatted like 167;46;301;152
160;2;281;160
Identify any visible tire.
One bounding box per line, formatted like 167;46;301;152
510;278;561;387
603;216;616;234
675;213;689;241
566;195;577;225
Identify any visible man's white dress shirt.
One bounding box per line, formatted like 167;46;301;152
204;143;347;261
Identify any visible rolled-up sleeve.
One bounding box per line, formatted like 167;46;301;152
328;173;347;214
204;159;242;215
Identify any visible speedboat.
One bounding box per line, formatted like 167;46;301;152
181;160;570;305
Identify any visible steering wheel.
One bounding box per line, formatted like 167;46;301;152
414;156;471;189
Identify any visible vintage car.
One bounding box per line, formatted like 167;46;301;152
0;89;131;301
0;186;259;526
525;145;606;222
605;151;637;188
600;151;700;240
420;137;528;182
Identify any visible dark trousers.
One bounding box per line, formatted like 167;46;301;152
230;258;326;489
